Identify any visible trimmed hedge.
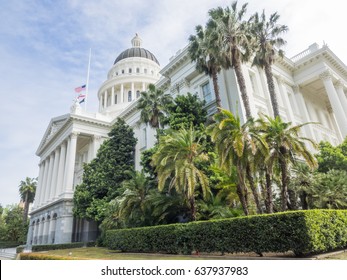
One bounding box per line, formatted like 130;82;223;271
106;210;347;256
31;241;96;252
0;241;22;249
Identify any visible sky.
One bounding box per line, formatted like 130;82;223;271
0;0;346;207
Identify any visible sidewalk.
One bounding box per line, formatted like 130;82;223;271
0;248;17;260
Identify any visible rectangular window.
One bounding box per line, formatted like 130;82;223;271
202;82;212;103
115;94;117;104
128;91;132;102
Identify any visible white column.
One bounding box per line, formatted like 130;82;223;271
103;90;107;108
42;218;49;244
64;132;78;192
120;84;124;103
99;94;102;112
293;85;315;139
56;142;67;198
142;82;146;91
320;71;347;137
44;154;54;203
87;135;101;162
33;221;39;244
47;217;55;244
38;219;44;244
26;220;34;246
34;162;44;208
278;77;295;123
335;80;347;120
38;160;48;206
111;86;115;105
49;149;60;200
131;82;135;101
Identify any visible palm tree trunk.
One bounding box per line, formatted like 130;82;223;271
212;68;222;110
234;60;252;119
23;192;29;224
279;146;289;211
236;165;249;216
246;164;263;214
189;197;197;221
265;168;273;213
264;63;280;118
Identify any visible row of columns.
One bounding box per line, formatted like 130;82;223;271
27;214;58;245
275;71;347;141
319;70;347;138
34;132;103;210
34;133;78;208
99;82;147;111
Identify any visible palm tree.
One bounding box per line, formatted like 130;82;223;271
208;1;253;119
188;24;222;109
250;10;288;117
137;83;173;129
19;177;37;224
117;171;152;227
151;127;210;221
208;109;268;215
257;115;317;211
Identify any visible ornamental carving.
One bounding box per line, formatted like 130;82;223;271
319;70;332;81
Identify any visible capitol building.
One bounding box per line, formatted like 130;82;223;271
26;34;347;246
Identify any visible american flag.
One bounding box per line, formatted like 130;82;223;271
75;84;86;93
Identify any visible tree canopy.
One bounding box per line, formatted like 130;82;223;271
73;118;137;222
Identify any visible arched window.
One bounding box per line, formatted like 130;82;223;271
136;68;140;73
121;69;125;74
144;68;147;74
128;91;132;102
129;68;132;74
136;90;140;99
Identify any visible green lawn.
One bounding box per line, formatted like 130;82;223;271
23;247;347;260
28;247;230;260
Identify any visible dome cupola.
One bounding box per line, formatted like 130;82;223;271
114;34;160;65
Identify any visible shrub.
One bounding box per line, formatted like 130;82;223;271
31;241;95;252
106;210;347;256
0;241;22;249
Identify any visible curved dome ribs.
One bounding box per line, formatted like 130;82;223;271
114;47;160;65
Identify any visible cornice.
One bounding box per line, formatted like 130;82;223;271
160;45;190;78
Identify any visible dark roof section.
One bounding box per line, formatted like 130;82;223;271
114;47;160;65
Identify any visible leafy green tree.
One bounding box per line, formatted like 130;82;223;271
208;1;253;119
311;170;347;209
116;171;153;228
257;115;318;211
137;83;173;129
250;10;288;117
19;177;37;224
152;127;210;221
208;109;267;215
197;195;241;220
4;205;27;243
73;118;137;222
289;162;315;210
166;93;207;130
316;138;347;173
146;189;190;224
188;24;222;109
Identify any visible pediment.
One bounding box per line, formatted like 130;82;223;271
36;114;70;154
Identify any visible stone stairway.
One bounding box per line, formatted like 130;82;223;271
0;248;17;260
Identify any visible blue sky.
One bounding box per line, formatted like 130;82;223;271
0;0;346;207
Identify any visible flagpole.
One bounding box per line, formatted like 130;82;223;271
85;48;91;111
